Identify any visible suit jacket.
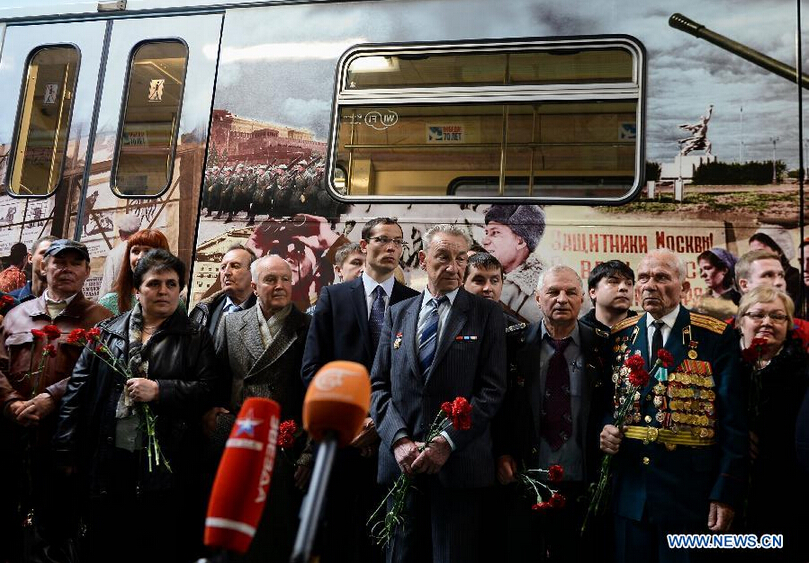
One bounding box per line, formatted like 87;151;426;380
301;277;418;385
214;305;311;563
216;305;310;417
494;320;609;482
606;307;747;527
190;289;257;337
370;288;506;488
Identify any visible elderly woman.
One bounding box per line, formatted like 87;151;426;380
698;247;740;304
54;249;221;563
98;228;185;315
736;286;809;562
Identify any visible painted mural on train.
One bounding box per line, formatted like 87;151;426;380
0;0;804;321
185;0;805;322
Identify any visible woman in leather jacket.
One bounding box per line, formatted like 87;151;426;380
54;249;221;563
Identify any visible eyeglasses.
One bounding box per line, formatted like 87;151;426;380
367;236;407;248
743;311;789;323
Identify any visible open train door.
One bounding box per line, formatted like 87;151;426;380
0;13;222;298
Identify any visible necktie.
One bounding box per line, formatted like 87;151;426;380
650;320;664;367
541;337;572;451
224;302;241;316
369;285;386;351
418;296;445;377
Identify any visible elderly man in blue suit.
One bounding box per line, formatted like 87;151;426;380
600;248;747;563
301;217;418;563
371;224;506;563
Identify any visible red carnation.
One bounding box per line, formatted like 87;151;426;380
86;327;101;341
95;344;104;353
628;367;650;388
66;329;86;345
656;349;674;368
1;294;14;305
42;325;61;340
531;502;552;512
547;464;564;484
742;337;769;364
446;397;472;431
624;354;645;371
278;420;298;449
43;344;57;357
31;328;46;339
549;492;566;509
440;401;453;417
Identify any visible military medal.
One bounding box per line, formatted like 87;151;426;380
394;332;403;349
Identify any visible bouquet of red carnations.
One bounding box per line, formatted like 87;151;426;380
581;349;673;533
367;396;472;547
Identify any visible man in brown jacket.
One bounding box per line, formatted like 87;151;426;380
0;239;111;562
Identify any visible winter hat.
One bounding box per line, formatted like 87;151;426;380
484;205;546;252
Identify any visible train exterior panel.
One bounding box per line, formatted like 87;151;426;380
0;0;804;321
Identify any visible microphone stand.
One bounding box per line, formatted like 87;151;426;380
290;431;337;563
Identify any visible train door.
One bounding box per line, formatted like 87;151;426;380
0;13;222;298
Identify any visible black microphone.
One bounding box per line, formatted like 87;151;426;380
290;361;371;563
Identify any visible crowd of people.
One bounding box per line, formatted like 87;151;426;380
0;217;808;563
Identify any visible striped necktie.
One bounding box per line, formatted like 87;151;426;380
418;295;446;377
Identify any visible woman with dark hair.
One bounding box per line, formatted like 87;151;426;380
697;247;741;304
736;286;809;562
54;249;221;563
98;229;175;315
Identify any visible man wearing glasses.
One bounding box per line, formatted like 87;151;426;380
301;217;418;563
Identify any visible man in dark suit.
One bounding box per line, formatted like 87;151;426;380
189;244;257;337
371;224;506;563
600;249;747;563
215;254;312;563
192;244;259;437
301;217;418;563
495;265;609;562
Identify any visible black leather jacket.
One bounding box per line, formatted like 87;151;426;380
53;308;222;494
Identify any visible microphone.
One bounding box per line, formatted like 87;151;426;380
290;360;371;563
204;397;281;555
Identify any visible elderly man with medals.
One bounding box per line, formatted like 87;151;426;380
599;249;747;563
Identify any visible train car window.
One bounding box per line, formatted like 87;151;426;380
331;38;644;203
113;40;188;197
8;45;80;197
345;48;633;89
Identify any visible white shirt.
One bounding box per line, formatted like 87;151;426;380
646;305;681;357
361;272;396;320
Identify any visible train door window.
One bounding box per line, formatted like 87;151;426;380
8;45;80;197
330;38;645;203
112;40;188;197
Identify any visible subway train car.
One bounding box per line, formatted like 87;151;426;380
0;0;805;319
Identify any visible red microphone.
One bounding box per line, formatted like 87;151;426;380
204;397;281;554
291;361;370;563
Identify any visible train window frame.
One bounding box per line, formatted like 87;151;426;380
111;38;189;199
327;36;646;205
6;43;81;199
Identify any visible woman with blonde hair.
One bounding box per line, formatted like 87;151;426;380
736;286;808;562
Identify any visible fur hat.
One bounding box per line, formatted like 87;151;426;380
484;205;546;252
